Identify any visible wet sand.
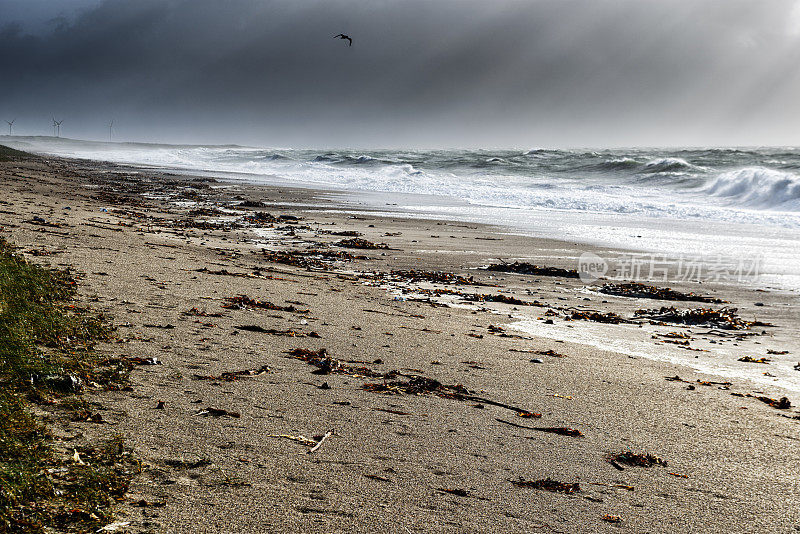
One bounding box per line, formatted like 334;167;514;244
2;155;799;533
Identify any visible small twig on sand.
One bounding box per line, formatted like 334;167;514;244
308;429;334;454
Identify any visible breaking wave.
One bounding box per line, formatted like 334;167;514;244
703;167;800;210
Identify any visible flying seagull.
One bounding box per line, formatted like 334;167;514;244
334;34;352;46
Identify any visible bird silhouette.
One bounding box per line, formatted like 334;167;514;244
334;34;352;46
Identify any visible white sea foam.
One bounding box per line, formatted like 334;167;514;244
5;136;800;289
703;167;800;209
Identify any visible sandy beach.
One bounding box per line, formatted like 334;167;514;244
2;154;799;533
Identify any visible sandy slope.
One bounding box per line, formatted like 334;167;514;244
1;156;799;533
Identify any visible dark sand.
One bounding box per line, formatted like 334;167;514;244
2;156;799;533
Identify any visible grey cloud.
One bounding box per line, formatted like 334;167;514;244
1;0;798;147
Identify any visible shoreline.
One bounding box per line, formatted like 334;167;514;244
5;135;800;295
2;153;799;532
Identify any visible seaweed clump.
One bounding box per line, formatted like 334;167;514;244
511;478;581;494
598;282;725;303
634;306;771;330
485;261;580;278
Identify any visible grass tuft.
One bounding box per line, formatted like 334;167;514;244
0;238;136;533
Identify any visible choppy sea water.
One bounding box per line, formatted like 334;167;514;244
6;136;800;291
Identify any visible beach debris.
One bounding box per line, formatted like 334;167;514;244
533;427;583;437
308;429;334;453
602;514;622;524
72;410;107;424
72;450;86;465
363;376;469;397
239;200;267;208
517;411;542;418
438;488;470;497
587;482;634;491
163;457;212;469
194;407;241;418
386;269;486;286
192;365;271;382
485;261;580;278
496;419;583;436
767;349;789;355
97;521;132;532
511;477;581;494
363;376;535;415
262;249;366;269
464;293;542;308
364;474;392;482
738;356;771;364
269;434;318;446
486;324;531;338
99;355;160;367
155;401;166;409
32;373;83;393
223;295;308;313
731;393;791;409
183;307;223;317
234;325;320;337
322;230;362;237
794;363;800;372
665;376;732;387
240;211;297;225
130;498;167;508
510;348;566;358
335;238;390;249
598;282;724;303
269;430;334;452
288;349;535;415
634;307;772;330
194;267;277;280
608;451;667;468
568;310;626;324
668;472;690;478
658;331;691;339
286;348;390;378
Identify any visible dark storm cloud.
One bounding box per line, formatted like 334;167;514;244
2;0;799;147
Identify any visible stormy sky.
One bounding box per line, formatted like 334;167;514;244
2;0;800;148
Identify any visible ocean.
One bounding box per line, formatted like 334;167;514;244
6;136;800;291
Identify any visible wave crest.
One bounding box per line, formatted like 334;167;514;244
643;157;695;173
703;167;800;209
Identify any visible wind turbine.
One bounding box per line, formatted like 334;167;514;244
108;120;114;141
52;118;63;137
5;119;15;136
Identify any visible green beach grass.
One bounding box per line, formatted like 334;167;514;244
0;237;137;533
0;145;34;162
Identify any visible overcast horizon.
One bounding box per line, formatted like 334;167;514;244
3;0;800;149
